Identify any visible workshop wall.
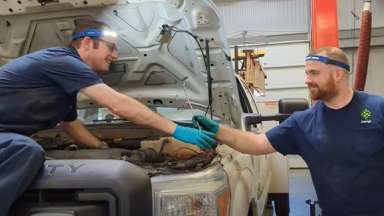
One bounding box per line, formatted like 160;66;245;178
216;0;309;41
216;0;310;100
240;41;310;101
337;0;384;30
358;46;384;96
338;0;384;97
218;0;384;98
345;46;384;96
216;0;383;40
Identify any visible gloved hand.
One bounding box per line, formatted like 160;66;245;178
192;115;220;135
172;125;217;149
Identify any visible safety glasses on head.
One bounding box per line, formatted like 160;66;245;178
305;54;350;72
72;28;118;41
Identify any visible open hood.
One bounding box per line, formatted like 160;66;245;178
0;0;241;122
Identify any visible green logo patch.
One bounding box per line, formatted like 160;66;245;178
360;108;372;121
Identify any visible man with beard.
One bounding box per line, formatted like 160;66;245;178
192;47;384;215
0;18;215;216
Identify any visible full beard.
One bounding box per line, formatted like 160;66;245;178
308;79;337;101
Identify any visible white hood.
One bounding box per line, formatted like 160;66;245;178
0;0;242;121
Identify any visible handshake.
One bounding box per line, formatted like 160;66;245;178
172;115;220;149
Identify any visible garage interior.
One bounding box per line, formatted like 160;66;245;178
1;0;384;215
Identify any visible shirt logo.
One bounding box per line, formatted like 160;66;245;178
360;108;372;124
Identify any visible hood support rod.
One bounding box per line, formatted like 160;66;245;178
205;39;213;119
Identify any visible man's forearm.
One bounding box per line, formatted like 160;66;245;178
60;119;104;148
216;125;276;155
112;96;177;135
80;84;177;135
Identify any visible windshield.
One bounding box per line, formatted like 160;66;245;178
78;107;221;124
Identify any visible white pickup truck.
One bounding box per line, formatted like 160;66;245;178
1;0;307;215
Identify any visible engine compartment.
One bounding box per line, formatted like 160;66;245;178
32;122;217;177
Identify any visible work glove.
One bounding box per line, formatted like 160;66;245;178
192;115;220;135
172;125;217;149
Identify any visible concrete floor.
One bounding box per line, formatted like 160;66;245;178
288;169;321;216
265;168;321;216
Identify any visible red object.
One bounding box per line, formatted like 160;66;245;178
354;1;372;91
311;0;339;49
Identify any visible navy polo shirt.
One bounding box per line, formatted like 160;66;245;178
0;47;103;135
266;91;384;215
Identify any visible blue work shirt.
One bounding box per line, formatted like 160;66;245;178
0;47;102;135
267;91;384;215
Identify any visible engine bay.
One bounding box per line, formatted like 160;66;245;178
32;122;217;177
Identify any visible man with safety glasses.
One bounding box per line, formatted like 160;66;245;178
193;47;384;215
0;18;215;215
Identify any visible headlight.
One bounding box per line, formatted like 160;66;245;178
152;166;230;216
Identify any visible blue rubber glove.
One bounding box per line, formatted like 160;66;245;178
192;115;220;135
172;125;217;149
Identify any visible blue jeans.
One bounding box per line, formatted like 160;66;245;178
0;132;44;216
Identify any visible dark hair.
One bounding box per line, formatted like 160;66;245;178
69;18;111;48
